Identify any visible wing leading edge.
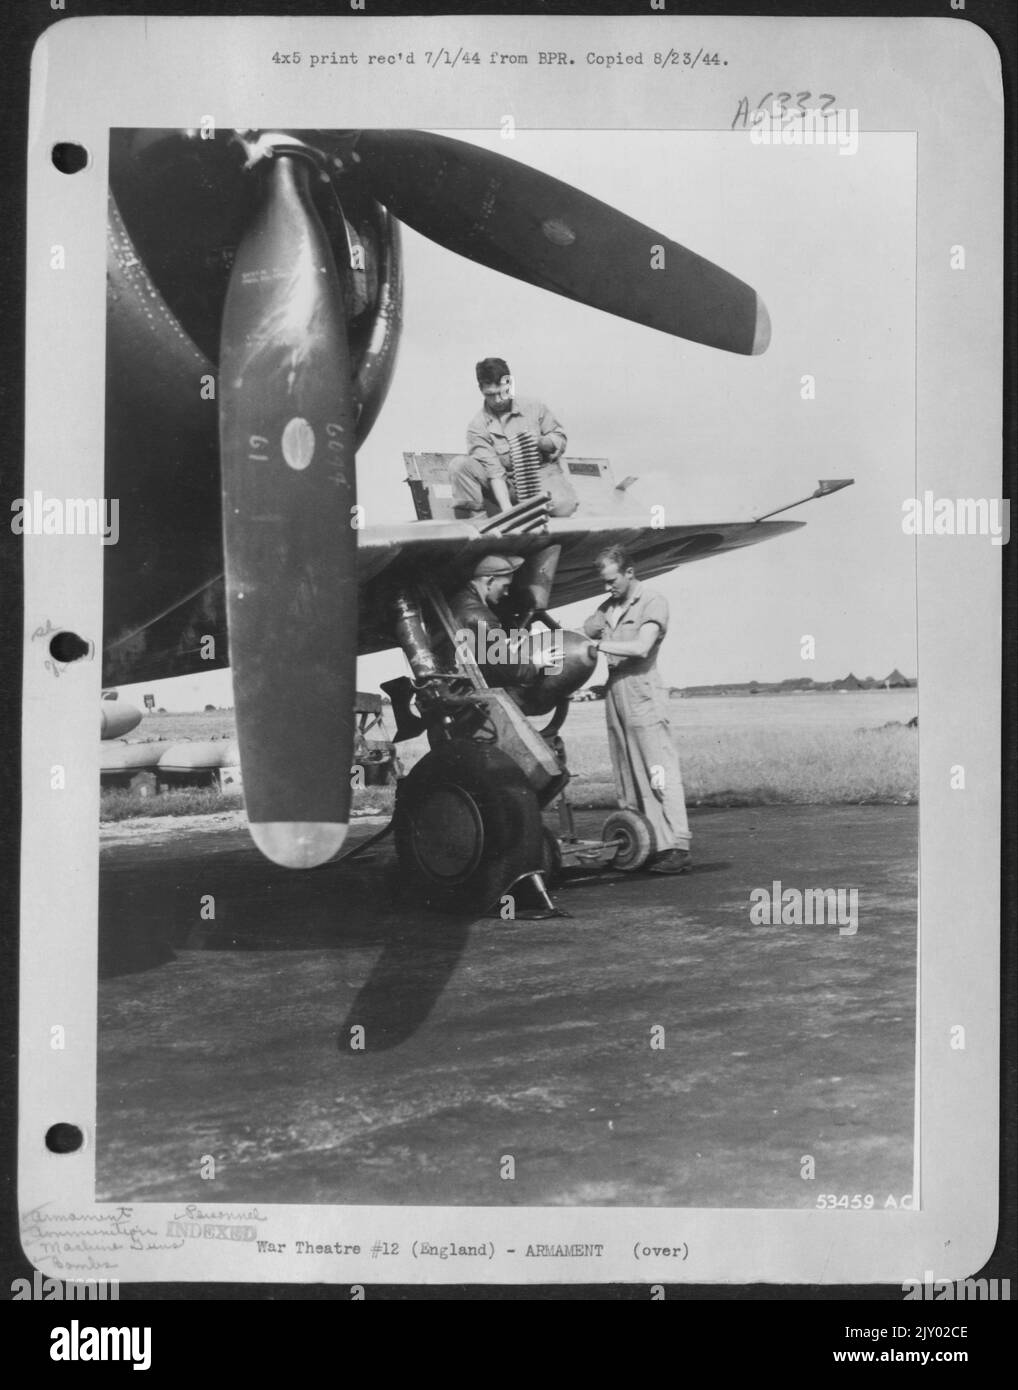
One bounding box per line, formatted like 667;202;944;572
101;516;803;686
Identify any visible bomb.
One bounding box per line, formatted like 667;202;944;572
513;629;598;717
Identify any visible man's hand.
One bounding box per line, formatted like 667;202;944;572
530;648;557;670
539;435;565;463
491;476;513;512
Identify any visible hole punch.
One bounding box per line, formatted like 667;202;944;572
51;142;89;175
45;1123;84;1154
49;631;92;664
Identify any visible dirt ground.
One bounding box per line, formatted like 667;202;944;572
97;804;917;1209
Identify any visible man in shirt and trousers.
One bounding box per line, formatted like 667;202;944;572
584;546;692;874
449;357;577;521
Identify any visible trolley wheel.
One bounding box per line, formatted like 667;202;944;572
602;809;657;872
540;825;564;888
394;740;543;912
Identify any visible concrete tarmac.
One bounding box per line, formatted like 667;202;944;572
97;805;917;1208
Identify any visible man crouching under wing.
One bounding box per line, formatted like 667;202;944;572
583;546;692;875
448;553;561;694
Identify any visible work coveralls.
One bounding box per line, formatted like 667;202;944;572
449;396;576;519
583;583;691;852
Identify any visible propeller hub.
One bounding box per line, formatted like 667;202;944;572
234;130;332;178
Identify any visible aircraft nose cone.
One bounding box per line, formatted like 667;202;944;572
250;821;348;869
751;294;771;355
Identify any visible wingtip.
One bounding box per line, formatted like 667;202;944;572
249;821;348;869
751;295;771;355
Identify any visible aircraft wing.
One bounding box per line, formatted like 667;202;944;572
354;514;803;647
102;515;802;685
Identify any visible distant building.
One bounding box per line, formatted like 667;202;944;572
673;670;916;698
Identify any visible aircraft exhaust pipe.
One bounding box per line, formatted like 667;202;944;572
390;587;440;682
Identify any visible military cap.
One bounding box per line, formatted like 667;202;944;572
472;554;524;578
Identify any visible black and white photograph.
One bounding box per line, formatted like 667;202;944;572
95;121;920;1216
12;6;1008;1303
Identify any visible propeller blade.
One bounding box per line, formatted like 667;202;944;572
354;130;769;355
219;152;358;869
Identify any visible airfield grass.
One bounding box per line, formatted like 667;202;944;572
569;723;917;809
129;711;236;742
99;708;917;822
100;785;245;822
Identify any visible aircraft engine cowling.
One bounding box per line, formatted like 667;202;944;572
513;630;597;718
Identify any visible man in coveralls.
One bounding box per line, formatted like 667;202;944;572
583;546;692;874
449;358;574;520
447;553;558;695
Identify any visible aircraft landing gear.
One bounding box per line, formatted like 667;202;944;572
540;825;564;887
393;740;545;913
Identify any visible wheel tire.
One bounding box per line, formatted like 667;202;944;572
362;754;394;787
394;740;543;912
602;809;657;872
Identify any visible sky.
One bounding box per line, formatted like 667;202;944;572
114;128;917;711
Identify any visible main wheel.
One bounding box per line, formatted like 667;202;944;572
602;809;657;872
394;741;543;912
